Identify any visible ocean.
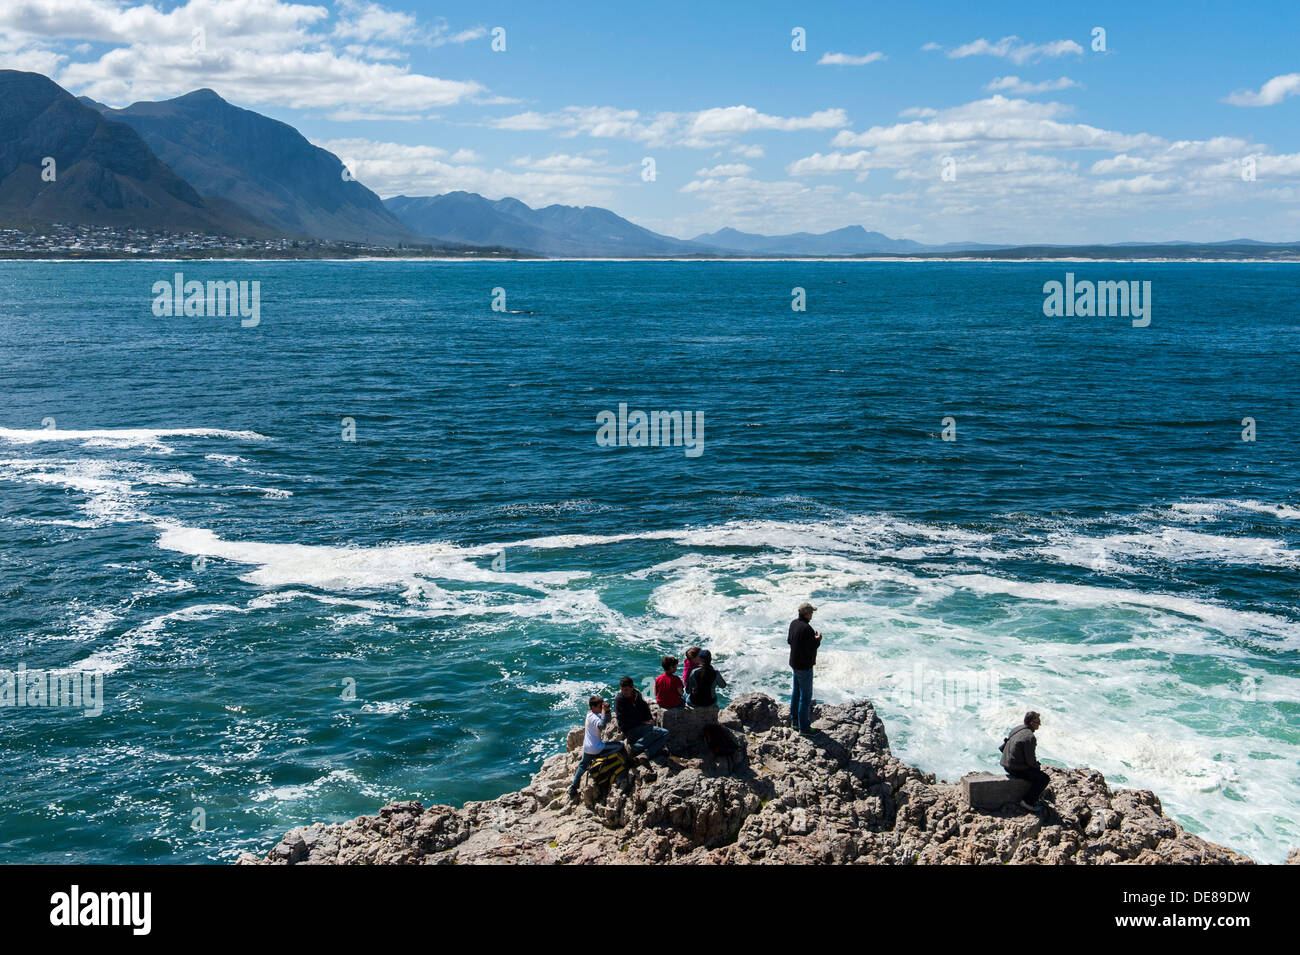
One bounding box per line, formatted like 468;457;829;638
0;259;1296;863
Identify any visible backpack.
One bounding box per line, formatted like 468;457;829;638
702;723;738;756
589;751;628;785
702;723;740;774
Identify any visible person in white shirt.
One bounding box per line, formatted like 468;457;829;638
569;695;626;796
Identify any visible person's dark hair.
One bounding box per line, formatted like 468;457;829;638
1025;710;1041;726
686;646;701;660
662;656;677;673
619;676;635;689
588;695;603;710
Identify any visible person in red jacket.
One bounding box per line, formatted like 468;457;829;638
654;656;685;709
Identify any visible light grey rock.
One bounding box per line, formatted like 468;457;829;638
240;695;1256;866
962;771;1031;810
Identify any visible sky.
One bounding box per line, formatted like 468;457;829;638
3;0;1300;244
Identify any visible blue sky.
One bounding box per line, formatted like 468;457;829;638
4;0;1300;243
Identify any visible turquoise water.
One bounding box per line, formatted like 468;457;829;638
0;260;1296;863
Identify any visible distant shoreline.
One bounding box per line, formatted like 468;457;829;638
5;254;1299;265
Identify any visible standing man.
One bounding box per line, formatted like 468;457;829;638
613;676;669;758
1000;710;1049;812
787;602;822;733
569;695;627;797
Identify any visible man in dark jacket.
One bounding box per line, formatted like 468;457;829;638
787;602;822;733
1000;710;1049;811
613;676;669;758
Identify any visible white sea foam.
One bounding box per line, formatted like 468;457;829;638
0;457;194;525
251;768;370;803
1162;498;1300;522
154;523;589;594
518;679;607;711
0;427;268;446
2;442;1296;860
74;602;244;675
1043;528;1297;569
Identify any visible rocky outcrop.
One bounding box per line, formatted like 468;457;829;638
238;693;1254;865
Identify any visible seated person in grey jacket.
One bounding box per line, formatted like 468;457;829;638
1000;710;1049;811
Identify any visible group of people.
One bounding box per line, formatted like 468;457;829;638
568;647;729;797
571;600;1052;814
652;646;727;709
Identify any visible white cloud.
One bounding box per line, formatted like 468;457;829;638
1225;73;1300;107
695;163;754;177
732;143;765;159
1090;154;1166;175
317;137;628;207
1094;174;1177;195
929;36;1083;65
678;175;844;231
686;106;847;137
817;51;885;66
510;153;629;174
487;104;847;148
333;1;419;44
0;0;486;111
986;76;1080;95
786;151;872;179
831;96;1159;153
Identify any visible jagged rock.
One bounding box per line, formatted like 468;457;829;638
651;701;718;756
721;693;781;733
238;695;1256;866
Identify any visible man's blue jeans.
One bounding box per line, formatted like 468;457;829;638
569;741;624;793
791;668;814;731
625;724;669;758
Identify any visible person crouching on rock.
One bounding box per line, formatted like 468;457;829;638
686;649;727;707
569;695;628;797
614;676;669;759
1000;710;1049;812
655;656;685;709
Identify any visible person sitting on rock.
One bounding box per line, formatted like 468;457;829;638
569;695;629;797
614;676;669;758
1000;710;1049;812
682;646;702;692
686;649;727;708
654;656;685;709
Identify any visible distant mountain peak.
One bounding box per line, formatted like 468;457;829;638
0;69;266;236
90;84;418;244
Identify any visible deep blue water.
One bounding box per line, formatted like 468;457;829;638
0;260;1296;862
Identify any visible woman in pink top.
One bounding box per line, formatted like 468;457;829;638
681;646;701;697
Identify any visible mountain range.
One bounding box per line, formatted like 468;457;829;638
3;70;1298;259
87;89;418;245
0;71;268;235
